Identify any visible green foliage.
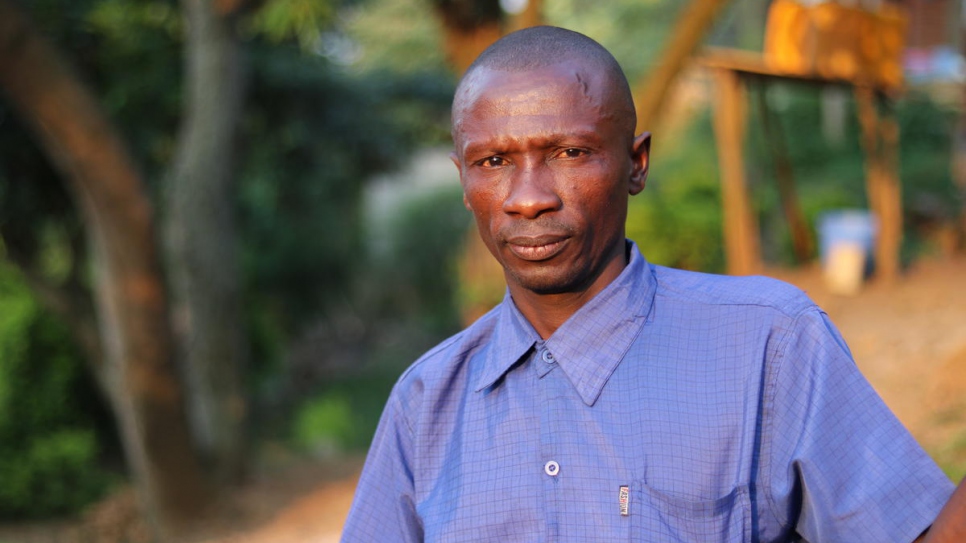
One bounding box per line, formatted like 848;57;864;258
293;393;355;455
342;0;450;75
79;0;185;172
897;93;962;223
0;106;86;289
0;430;108;519
936;428;966;482
0;260;112;518
744;85;865;264
247;0;336;50
291;374;397;454
377;185;468;333
546;0;681;83
86;0;180;45
229;22;457;430
627;114;725;272
239;47;455;334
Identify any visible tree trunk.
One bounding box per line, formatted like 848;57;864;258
0;0;208;538
432;0;503;75
165;0;248;484
953;9;966;253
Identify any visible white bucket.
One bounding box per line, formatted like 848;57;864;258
817;210;878;295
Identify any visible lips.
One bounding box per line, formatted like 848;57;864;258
504;234;570;261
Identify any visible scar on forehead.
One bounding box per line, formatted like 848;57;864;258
573;71;590;97
570;69;614;119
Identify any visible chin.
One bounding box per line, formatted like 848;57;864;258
507;268;586;295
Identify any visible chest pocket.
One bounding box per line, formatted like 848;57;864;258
631;484;750;543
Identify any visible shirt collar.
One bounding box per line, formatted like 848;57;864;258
474;241;657;405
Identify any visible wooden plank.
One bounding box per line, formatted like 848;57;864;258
699;47;880;89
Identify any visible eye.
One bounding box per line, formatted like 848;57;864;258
476;156;506;168
555;148;588;159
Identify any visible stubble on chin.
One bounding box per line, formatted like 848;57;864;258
502;258;585;296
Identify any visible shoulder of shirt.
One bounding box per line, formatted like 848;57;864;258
390;303;501;391
650;264;817;320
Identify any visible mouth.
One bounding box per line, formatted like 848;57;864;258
505;234;570;262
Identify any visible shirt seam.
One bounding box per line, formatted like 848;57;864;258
397;307;500;386
653;271;811;319
761;304;816;529
394;384;416;445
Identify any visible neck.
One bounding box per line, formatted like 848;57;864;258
509;244;629;340
510;288;600;340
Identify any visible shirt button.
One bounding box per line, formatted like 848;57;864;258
541;350;554;364
544;460;560;476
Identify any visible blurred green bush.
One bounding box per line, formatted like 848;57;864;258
0;261;113;518
290;186;469;454
291;374;399;455
628;113;726;272
293;393;356;456
377;186;468;334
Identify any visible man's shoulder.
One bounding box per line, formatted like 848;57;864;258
650;264;815;319
392;304;501;393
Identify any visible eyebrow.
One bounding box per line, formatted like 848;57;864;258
461;129;604;156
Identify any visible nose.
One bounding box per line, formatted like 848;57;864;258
502;164;562;219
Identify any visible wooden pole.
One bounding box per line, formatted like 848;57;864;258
854;85;902;282
712;68;761;275
877;103;903;282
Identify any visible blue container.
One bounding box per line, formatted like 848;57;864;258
817;209;878;272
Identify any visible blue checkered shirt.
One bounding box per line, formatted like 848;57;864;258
342;241;953;542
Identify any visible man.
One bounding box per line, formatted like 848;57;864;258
343;26;959;541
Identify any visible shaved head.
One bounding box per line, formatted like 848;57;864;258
448;25;651;306
452;26;637;140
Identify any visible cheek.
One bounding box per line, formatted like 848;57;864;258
566;174;628;233
565;168;624;209
463;178;503;216
463;192;499;236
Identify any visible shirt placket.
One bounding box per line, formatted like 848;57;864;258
535;343;563;541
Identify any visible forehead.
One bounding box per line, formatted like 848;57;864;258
453;64;617;148
457;63;604;111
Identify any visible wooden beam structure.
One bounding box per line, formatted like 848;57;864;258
701;48;904;281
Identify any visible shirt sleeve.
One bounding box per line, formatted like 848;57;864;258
763;307;954;542
341;387;423;542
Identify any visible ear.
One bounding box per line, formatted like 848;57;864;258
628;131;650;195
449;150;461;174
450;151;473;211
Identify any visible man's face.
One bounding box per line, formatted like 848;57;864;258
451;61;649;297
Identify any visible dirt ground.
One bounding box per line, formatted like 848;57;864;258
3;255;965;543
